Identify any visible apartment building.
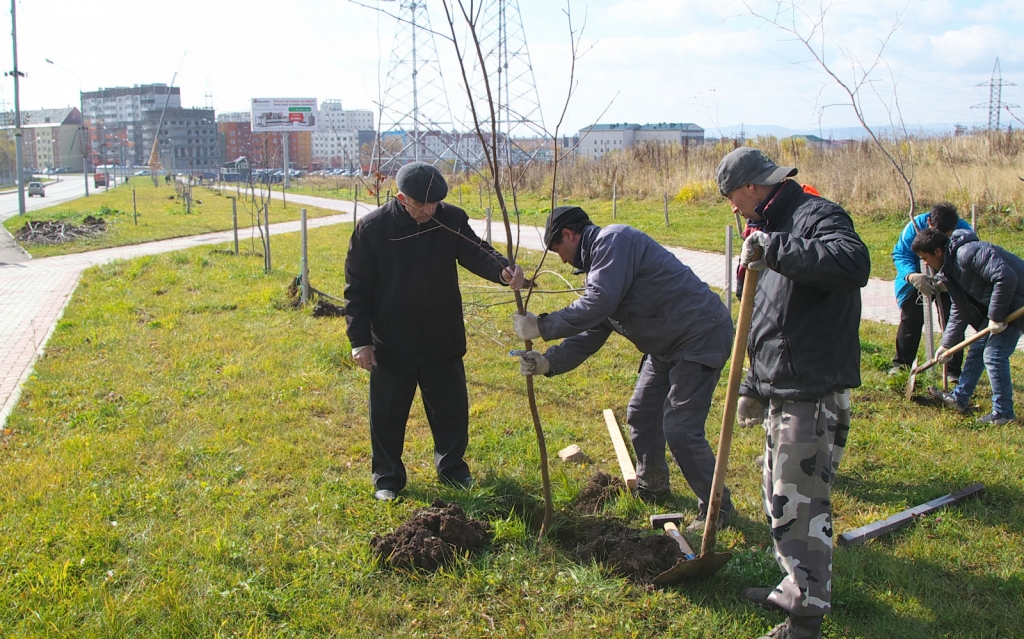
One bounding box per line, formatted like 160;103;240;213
579;122;705;160
142;108;220;172
81;84;181;166
0;107;85;171
217;112;311;170
311;100;374;169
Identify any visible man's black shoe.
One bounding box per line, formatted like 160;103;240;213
440;474;475;489
686;501;735;533
757;615;823;639
632;486;672;503
741;586;782;611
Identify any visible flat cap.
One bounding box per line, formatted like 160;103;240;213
543;205;591;247
396;162;448;203
715;147;797;196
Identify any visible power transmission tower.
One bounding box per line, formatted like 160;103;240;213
204;78;214;110
375;0;454;173
972;58;1017;131
457;0;545;170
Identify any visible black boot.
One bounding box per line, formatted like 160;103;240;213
740;587;781;611
756;614;823;639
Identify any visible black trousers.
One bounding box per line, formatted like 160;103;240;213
894;290;963;376
368;357;471;492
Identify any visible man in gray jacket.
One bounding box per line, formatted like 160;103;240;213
512;206;735;531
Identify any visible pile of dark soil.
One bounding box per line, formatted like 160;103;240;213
573;471;625;514
555;516;685;583
371;499;491;571
16;216;106;245
311;300;345;317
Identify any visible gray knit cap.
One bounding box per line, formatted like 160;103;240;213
396;162;448;203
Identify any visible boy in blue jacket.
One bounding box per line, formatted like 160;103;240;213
890;202;971;381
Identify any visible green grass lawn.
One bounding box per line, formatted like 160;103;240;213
1;225;1021;637
2;178;348;259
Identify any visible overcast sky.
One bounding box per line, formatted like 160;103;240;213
4;0;1021;137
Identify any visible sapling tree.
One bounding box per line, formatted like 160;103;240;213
747;0;943;361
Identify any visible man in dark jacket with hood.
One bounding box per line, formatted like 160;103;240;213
344;162;524;501
511;206;736;532
914;227;1024;424
717;147;870;639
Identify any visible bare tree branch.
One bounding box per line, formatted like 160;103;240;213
746;0;917;223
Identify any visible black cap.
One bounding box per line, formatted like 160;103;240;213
715;147;797;196
543;205;591;247
396;162;448;202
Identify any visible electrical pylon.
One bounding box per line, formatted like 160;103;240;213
972;58;1018;131
374;0;454;173
457;0;546;170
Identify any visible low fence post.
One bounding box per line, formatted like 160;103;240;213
231;196;239;255
971;203;977;235
485;207;492;244
612;180;617;220
663;192;669;227
300;208;309;305
725;225;733;306
132;189;137;225
264;202;271;273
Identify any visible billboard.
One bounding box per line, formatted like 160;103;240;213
251;98;318;132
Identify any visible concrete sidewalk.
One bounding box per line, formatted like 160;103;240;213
1;191;906;428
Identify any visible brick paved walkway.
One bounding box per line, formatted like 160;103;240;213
0;190;925;427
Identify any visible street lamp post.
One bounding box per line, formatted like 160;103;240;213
7;0;26;214
44;58;88;196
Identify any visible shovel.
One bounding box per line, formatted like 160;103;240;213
653;262;761;584
905;305;1024;401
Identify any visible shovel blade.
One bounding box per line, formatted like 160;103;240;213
904;358;919;401
652;551;733;585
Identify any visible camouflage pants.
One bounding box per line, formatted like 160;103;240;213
761;390;850;616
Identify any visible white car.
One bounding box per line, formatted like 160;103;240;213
135;169;151;176
28;182;45;197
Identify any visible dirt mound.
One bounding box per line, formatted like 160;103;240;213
311;300;345;317
556;517;685;582
15;217;107;245
574;471;625;514
371;499;491;571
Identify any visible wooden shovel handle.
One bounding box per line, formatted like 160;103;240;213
701;266;760;556
912;305;1024;375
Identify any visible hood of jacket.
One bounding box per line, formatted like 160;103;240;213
572;224;601;273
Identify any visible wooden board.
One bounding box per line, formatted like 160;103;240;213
837;483;984;546
603;409;637;489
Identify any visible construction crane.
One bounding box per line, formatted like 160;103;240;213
148;55;187;181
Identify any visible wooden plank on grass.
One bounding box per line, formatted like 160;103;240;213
603;409;637;489
837;482;984;546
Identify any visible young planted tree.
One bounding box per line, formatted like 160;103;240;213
356;0;592;537
747;1;942;361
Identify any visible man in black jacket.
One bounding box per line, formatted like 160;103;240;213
716;147;870;639
344;163;524;501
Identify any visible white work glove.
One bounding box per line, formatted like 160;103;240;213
737;395;767;428
352;345;376;371
740;231;770;271
501;265;526;290
935;346;953;365
989;318;1008;334
906;273;939;297
513;311;541;340
519;351;550;376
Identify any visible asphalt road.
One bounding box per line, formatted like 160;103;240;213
0;174;123;263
